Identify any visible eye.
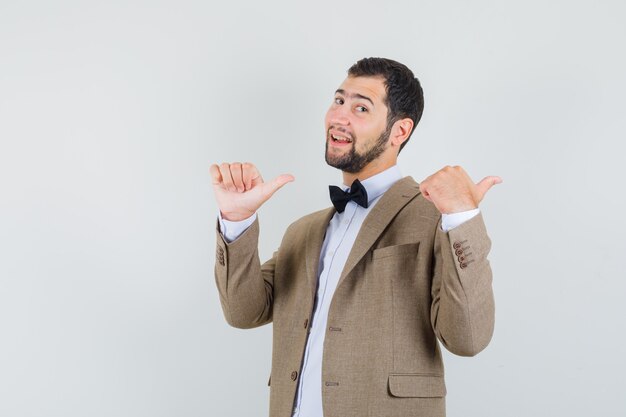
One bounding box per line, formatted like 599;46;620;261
356;106;368;112
334;97;344;105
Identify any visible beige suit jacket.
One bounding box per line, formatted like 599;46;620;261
214;176;495;417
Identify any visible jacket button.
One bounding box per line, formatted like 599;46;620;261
304;319;308;329
291;371;298;381
455;249;463;256
453;242;462;249
460;262;467;269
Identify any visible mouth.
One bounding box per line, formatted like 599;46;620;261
328;130;353;147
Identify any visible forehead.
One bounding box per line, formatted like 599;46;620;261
336;76;387;105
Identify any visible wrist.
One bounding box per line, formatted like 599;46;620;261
220;210;255;222
443;204;478;214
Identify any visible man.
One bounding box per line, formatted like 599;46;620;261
210;57;500;417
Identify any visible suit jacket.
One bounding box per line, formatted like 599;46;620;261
214;176;495;417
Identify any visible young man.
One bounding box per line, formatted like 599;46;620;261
210;57;500;417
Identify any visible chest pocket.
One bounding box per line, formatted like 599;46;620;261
372;242;420;261
372;241;421;287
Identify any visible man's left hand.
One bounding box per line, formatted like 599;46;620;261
419;166;502;214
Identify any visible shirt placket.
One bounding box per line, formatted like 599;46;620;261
292;203;358;417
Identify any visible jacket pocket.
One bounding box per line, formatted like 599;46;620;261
372;242;420;260
387;374;446;398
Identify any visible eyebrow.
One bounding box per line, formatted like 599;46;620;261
335;89;374;107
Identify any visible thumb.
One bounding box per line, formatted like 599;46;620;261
264;174;295;197
475;176;502;198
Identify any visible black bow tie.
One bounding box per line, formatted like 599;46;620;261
329;179;369;213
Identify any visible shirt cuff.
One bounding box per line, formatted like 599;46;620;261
218;212;257;243
441;208;480;232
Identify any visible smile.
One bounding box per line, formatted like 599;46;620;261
331;135;352;143
329;129;353;145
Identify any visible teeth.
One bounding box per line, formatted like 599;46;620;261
332;134;351;142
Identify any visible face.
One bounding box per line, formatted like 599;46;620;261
324;76;392;173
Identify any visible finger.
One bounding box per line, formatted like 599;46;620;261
219;163;237;192
419;182;429;196
242;162;256;190
264;174;295;198
249;165;264;188
230;162;244;192
475;176;502;198
421;189;433;203
209;164;223;186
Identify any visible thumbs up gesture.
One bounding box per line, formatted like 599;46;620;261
419;165;501;214
209;162;294;221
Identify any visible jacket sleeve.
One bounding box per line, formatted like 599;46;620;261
214;216;276;329
430;212;495;356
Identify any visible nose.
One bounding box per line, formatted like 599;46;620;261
327;106;350;126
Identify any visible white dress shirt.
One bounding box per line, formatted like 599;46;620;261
217;165;479;417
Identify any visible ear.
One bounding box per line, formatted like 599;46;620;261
390;118;414;149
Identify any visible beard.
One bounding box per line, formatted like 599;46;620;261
325;123;392;173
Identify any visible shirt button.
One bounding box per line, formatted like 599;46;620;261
291;371;298;381
328;250;334;257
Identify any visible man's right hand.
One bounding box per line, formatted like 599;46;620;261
209;162;295;221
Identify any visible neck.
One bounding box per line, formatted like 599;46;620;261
342;158;396;186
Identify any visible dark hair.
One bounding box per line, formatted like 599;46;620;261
347;57;424;153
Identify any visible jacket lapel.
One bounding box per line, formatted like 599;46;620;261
337;176;421;289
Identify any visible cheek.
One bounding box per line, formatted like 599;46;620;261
351;123;369;144
353;123;382;150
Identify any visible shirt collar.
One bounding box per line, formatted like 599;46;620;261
341;165;403;205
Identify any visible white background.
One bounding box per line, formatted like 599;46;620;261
1;0;625;416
